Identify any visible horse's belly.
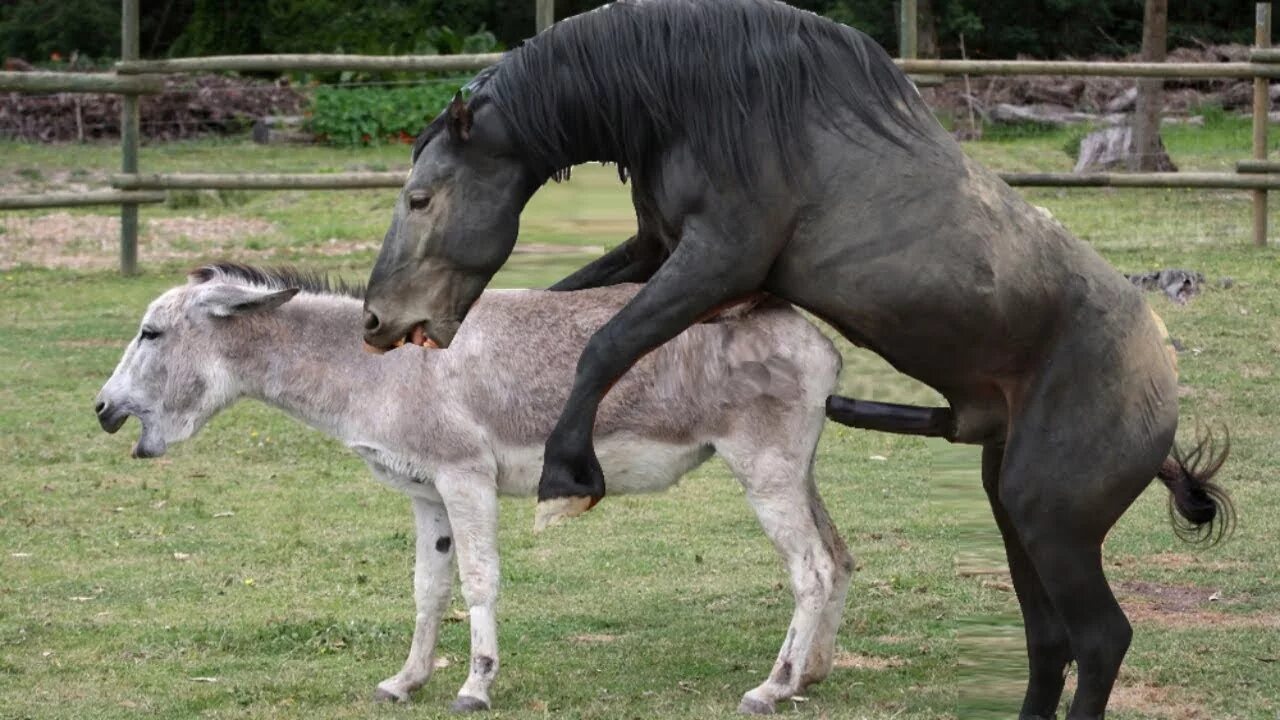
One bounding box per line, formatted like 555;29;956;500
493;436;714;497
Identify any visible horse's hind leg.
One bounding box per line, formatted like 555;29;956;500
997;358;1174;719
982;442;1073;719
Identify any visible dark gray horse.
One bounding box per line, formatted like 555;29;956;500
360;1;1231;717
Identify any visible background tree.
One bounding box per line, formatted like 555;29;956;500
0;0;1257;63
1130;0;1169;172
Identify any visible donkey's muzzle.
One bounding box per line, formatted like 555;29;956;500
95;399;128;434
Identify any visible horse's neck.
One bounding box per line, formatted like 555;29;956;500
487;62;623;174
240;296;409;443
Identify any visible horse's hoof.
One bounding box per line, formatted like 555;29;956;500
533;495;596;533
451;695;490;713
373;686;409;703
737;697;776;715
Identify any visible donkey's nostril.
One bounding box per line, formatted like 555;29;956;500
363;310;381;333
94;401;107;416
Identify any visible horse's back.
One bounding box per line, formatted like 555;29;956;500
771;134;1170;440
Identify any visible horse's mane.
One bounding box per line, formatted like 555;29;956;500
189;262;365;299
436;0;936;185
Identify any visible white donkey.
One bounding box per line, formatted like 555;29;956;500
94;264;852;714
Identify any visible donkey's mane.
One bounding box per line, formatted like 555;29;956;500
190;263;365;299
415;0;934;185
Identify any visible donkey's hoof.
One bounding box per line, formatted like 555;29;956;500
737;696;776;715
373;685;409;703
451;695;490;713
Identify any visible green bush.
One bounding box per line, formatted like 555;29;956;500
309;81;467;147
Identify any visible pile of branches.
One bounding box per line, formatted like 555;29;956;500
0;74;308;142
923;44;1260;120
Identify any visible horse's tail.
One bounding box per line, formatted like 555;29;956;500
1155;428;1234;546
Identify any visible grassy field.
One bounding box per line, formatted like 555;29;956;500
2;119;1280;719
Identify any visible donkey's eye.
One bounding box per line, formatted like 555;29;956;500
407;191;432;211
140;328;162;341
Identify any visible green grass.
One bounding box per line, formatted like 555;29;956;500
3;124;1280;719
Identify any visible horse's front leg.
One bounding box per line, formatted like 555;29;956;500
547;233;666;291
375;495;454;702
435;469;501;712
535;217;773;530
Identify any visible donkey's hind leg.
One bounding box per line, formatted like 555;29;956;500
982;442;1073;719
375;495;455;702
721;443;841;715
798;471;854;689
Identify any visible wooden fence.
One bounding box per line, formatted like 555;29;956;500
0;1;1278;272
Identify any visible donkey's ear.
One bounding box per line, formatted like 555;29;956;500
447;91;473;142
199;285;299;318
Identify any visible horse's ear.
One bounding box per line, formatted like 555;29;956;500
199;285;299;318
448;91;473;142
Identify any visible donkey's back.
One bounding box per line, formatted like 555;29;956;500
418;285;842;498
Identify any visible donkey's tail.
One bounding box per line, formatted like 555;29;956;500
1156;428;1234;546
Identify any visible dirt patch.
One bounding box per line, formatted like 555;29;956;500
832;651;905;670
568;633;619;644
0;212;605;271
0;212;282;270
1118;580;1219;613
1113;552;1243;573
1105;681;1209;720
513;243;603;255
1116;580;1279;629
1060;669;1211;720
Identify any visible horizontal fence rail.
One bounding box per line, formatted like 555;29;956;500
1001;172;1280;190
105;171;1280;193
1238;160;1280;173
898;58;1280;79
0;190;166;210
111;172;406;190
0;70;164;94
106;54;1280;80
116;53;503;75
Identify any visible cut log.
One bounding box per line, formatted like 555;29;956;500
990;103;1123;126
251;115;313;145
1074;125;1177;173
1105;87;1139;113
1125;268;1204;305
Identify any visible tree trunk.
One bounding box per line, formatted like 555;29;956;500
918;0;939;59
1130;0;1168;172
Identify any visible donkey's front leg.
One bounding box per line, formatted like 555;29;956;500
375;496;455;702
436;470;501;712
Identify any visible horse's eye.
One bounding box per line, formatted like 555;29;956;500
407;191;432;211
140;328;162;341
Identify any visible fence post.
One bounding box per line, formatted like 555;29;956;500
899;0;918;60
1255;3;1272;247
120;0;140;274
536;0;554;33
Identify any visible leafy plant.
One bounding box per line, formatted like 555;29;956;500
309;81;468;147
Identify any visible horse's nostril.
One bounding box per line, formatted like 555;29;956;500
94;401;107;416
363;310;381;333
